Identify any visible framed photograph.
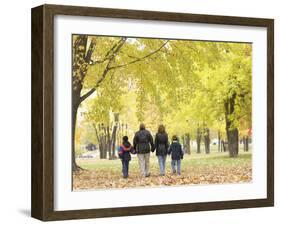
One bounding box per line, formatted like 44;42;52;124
31;4;274;221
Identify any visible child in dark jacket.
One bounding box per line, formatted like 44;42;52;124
168;135;184;175
118;136;135;178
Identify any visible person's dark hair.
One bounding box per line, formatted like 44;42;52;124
139;123;145;130
123;136;129;142
158;124;166;134
172;135;178;141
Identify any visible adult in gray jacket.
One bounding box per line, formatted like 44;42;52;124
133;123;154;177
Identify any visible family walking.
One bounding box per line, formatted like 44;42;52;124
118;123;184;178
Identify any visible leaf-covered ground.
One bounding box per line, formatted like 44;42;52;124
73;151;252;190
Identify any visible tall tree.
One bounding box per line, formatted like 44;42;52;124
72;35;127;170
72;35;169;169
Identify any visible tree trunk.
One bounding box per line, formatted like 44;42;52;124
99;128;104;159
100;134;105;159
243;136;249;152
196;128;201;154
224;93;239;157
72;101;79;171
204;128;210;154
102;134;107;159
107;126;111;159
181;135;185;154
186;133;191;155
224;94;239;157
93;123;103;159
117;129;120;148
242;136;246;152
218;131;221;152
111;124;118;159
227;129;239;157
221;139;228;152
245;136;249;151
99;137;103;158
102;127;107;159
97;124;107;159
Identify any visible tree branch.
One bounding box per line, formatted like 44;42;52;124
80;40;169;103
93;123;101;145
92;38;125;65
170;41;198;54
85;38;96;63
80;38;127;103
108;40;169;70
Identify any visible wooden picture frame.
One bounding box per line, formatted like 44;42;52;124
31;4;274;221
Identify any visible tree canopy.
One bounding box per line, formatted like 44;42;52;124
73;35;252;161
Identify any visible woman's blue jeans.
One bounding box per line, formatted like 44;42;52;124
157;155;167;175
